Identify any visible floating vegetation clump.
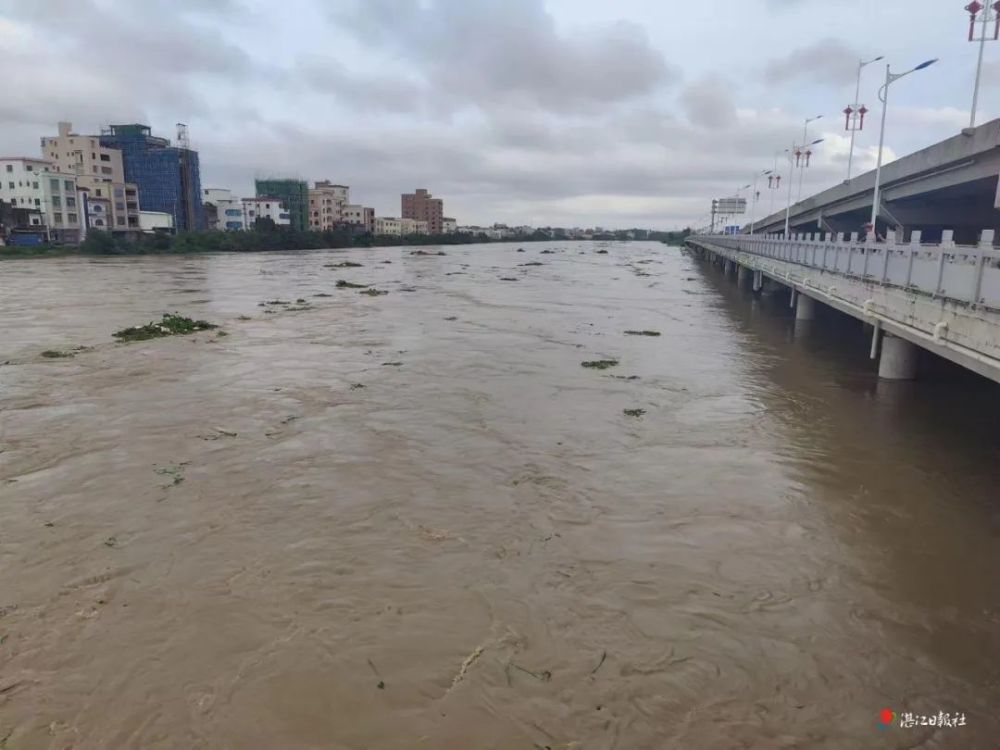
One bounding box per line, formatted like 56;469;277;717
540;249;555;254
499;277;518;281
336;280;370;289
516;248;525;253
613;375;640;381
359;289;388;296
237;315;253;320
113;314;217;342
596;249;609;254
410;250;447;256
624;330;661;337
41;349;74;358
325;261;363;268
350;383;366;390
581;359;619;370
382;361;403;367
444;316;458;321
520;261;544;267
313;293;332;298
623;408;646;418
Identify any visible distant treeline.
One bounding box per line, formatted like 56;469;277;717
3;224;693;258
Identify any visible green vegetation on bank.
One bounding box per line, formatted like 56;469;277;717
3;225;692;259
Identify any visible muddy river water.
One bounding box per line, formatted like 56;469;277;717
1;240;999;749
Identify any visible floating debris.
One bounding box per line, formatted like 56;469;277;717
623;408;646;418
444;316;458;321
382;361;403;367
350;383;366;390
410;250;447;256
154;463;187;487
296;298;306;303
113;314;217;342
41;349;74;358
590;650;608;675
624;330;661;337
516;248;525;252
336;280;369;289
382;260;393;264
360;289;389;296
237;315;253;320
540;249;555;254
325;261;363;268
596;250;609;254
613;375;640;381
581;360;619;370
520;261;544;266
313;293;332;298
499;277;519;282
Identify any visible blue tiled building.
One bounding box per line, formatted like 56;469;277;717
99;124;203;231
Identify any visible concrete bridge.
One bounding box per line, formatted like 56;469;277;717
685;230;1000;383
752;118;1000;244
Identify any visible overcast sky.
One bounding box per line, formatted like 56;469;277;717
1;0;995;229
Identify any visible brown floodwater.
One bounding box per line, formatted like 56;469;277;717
1;240;999;749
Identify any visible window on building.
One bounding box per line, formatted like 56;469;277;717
101;167;112;175
91;153;95;160
54;212;63;225
93;166;98;173
95;219;105;227
52;196;61;208
114;188;123;197
66;196;76;208
117;217;125;226
64;180;73;191
68;213;78;223
50;179;59;191
95;188;102;197
4;165;11;172
115;202;125;212
32;181;38;189
31;217;40;225
7;182;13;190
34;198;39;206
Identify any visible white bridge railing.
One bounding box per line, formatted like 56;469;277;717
691;230;1000;311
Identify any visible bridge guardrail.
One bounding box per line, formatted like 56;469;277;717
691;229;1000;311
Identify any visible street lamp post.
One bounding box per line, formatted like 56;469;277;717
965;1;1000;129
749;169;772;235
845;56;883;181
784;139;824;238
797;115;823;201
869;59;939;240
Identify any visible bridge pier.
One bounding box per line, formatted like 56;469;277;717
752;270;763;292
795;293;816;321
736;265;750;288
878;334;919;380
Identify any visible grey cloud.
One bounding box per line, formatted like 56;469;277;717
763;38;860;86
679;76;737;129
333;0;677;114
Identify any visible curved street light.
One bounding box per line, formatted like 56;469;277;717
868;59;939;239
749;169;772;235
846;56;884;181
784;138;824;237
797;115;824;201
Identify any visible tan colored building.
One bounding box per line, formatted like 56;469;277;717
399;217;428;235
41;122;140;232
401;188;443;234
309;180;349;230
375;216;402;236
342;204;375;232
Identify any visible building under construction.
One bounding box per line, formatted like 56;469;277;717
255;178;309;231
99;123;203;232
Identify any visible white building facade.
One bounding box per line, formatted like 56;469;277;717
0;157;81;242
243;197;291;228
442;217;457;234
203;188;246;231
399;217;429;235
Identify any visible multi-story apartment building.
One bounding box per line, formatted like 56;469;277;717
375;216;402;236
242;197;290;227
0;157;81;242
309;181;349;230
442;217;457;234
255;178;308;231
203;188;245;231
401;188;444;234
100;124;203;232
399;217;429;235
41;122;140;232
341;204;374;232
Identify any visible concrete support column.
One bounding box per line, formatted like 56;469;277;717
878;334;919;380
736;265;750;288
752;270;763;292
795;293;816;321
